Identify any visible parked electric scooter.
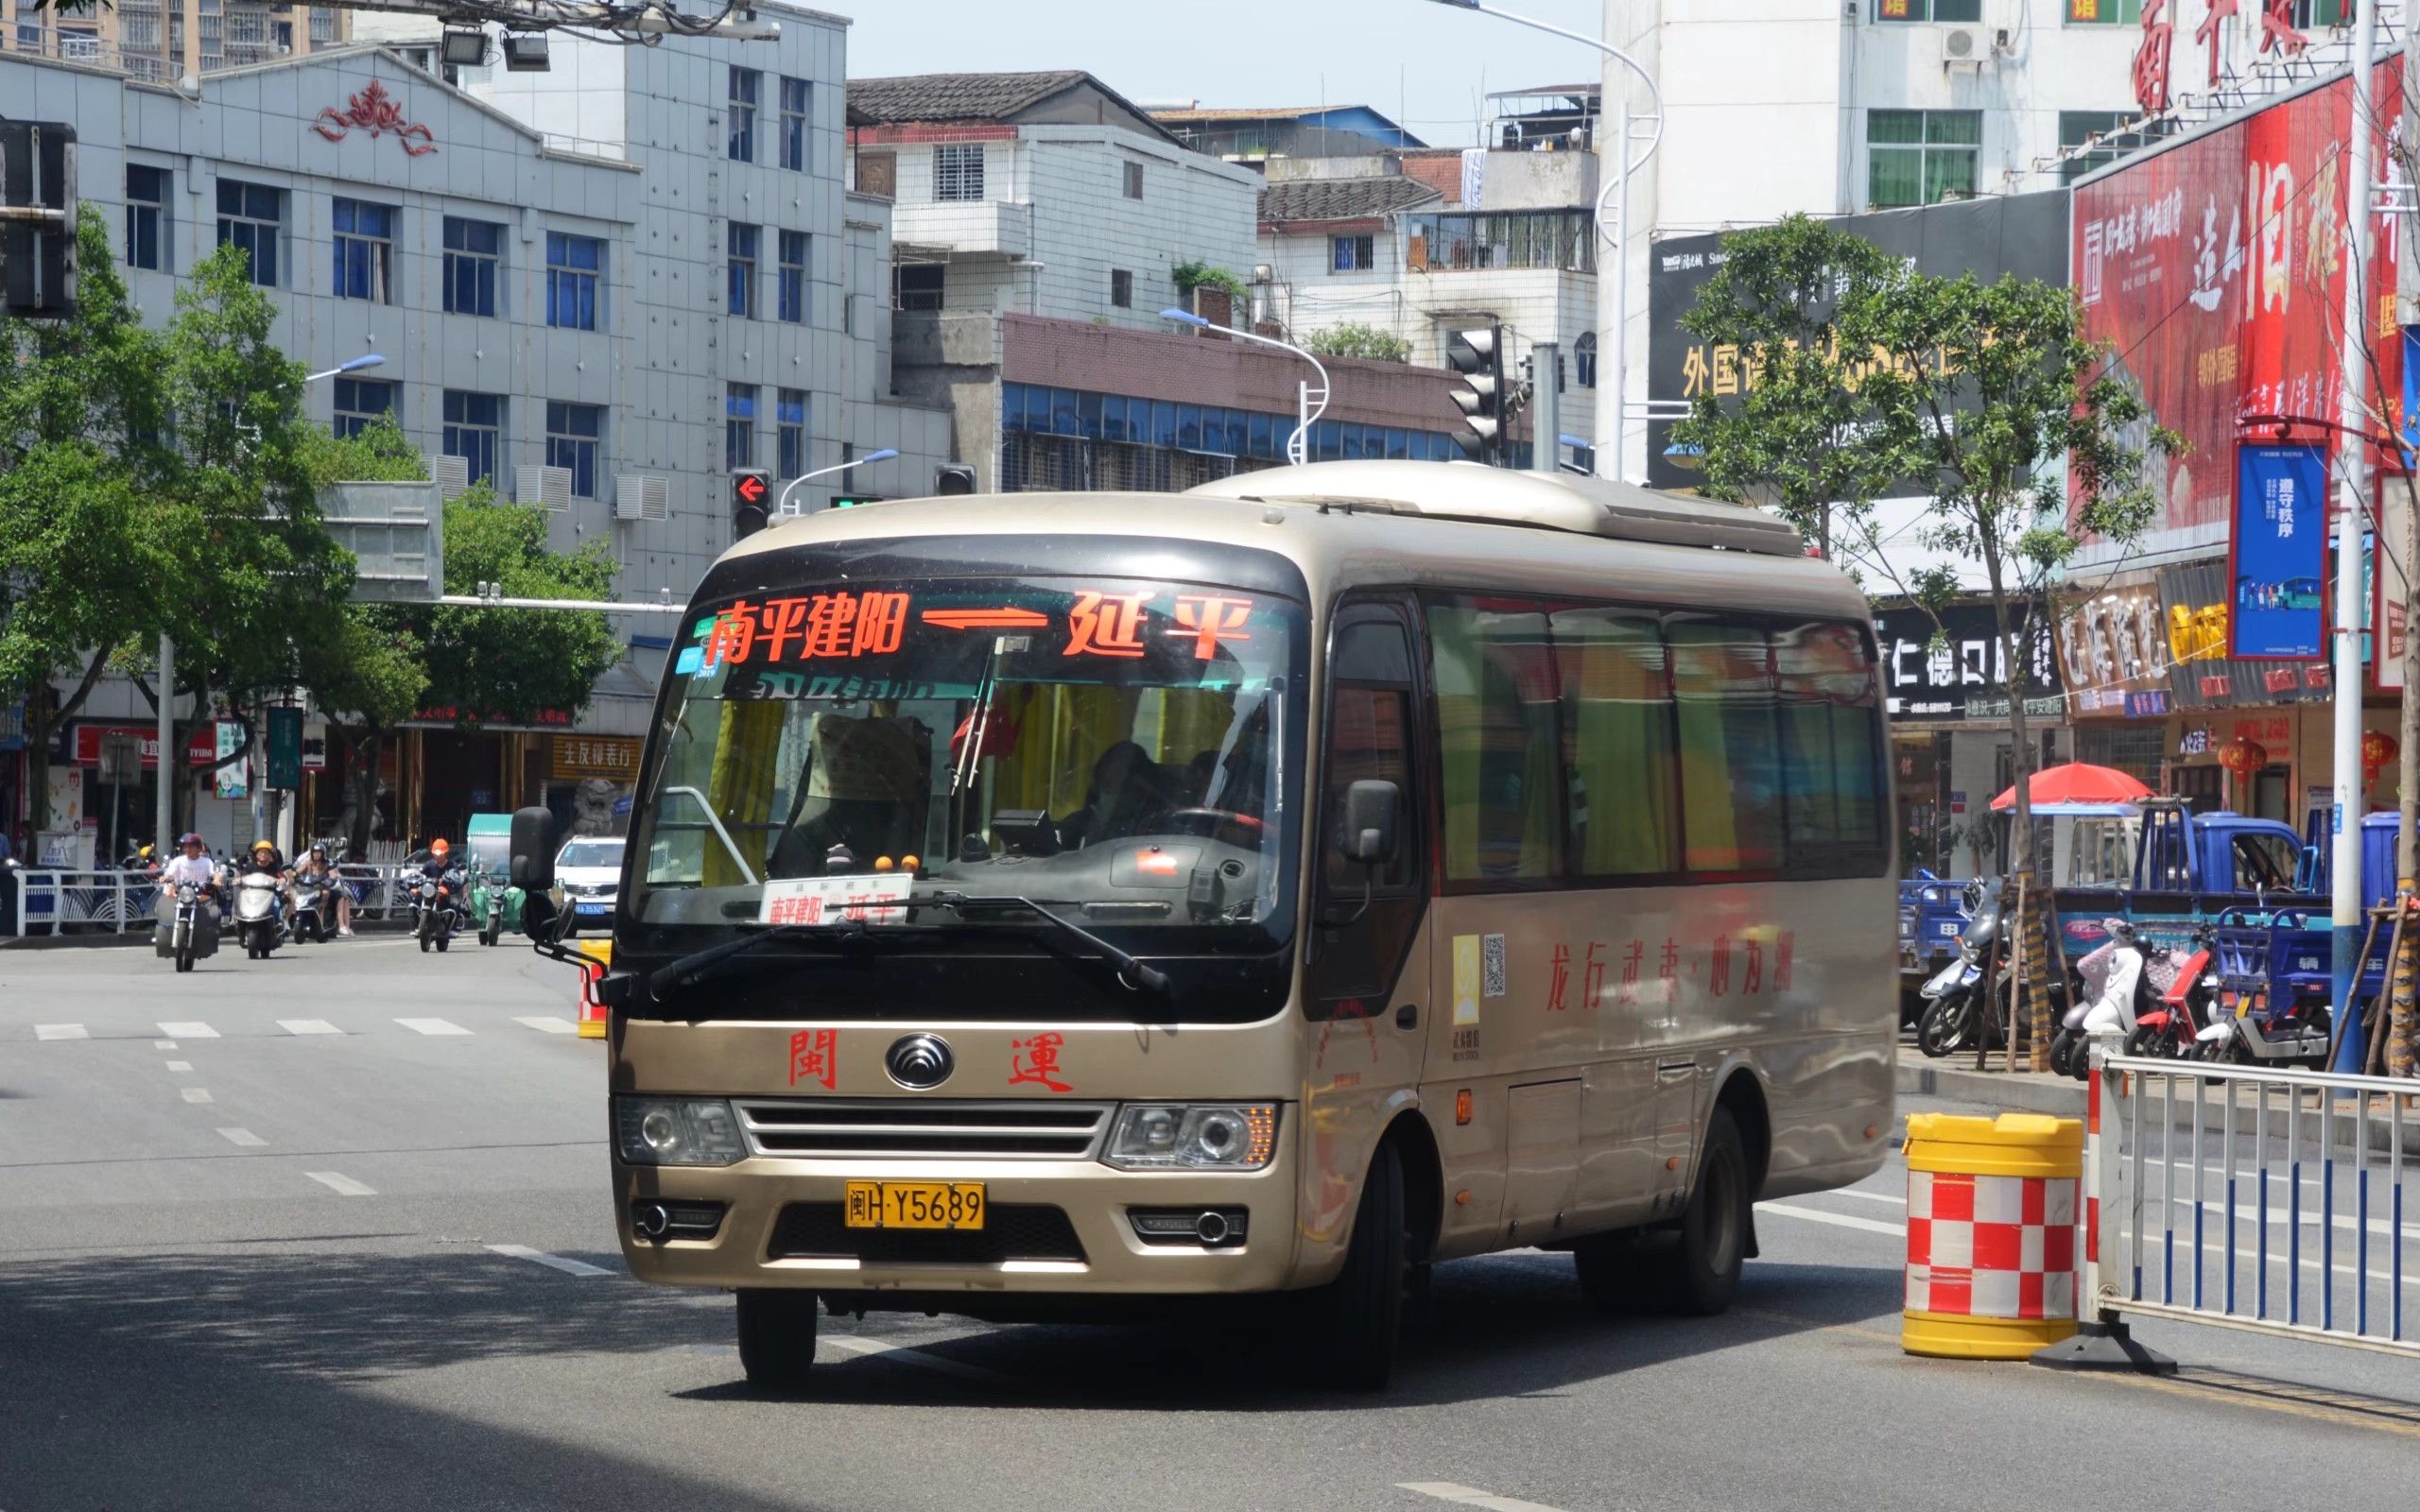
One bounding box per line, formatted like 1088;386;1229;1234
1916;886;2005;1059
2126;924;2219;1059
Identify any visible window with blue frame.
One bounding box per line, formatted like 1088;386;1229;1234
545;401;603;498
332;198;396;302
780;77;809;172
334;378;396;439
728;223;758;318
726;382;757;471
777;231;807;323
443;216;502;317
778;388;807;477
546;232;603;331
995;380;1453;472
442;389;504;486
215;180;283;287
729;67;760;163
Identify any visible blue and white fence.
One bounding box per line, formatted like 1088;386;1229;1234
7;864;426;937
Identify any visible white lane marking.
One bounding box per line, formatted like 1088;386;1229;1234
513;1016;578;1035
1837;1188;1909;1207
486;1244;611;1277
153;1040;178;1050
1759;1202;1907;1238
216;1127;267;1147
395;1018;471;1037
165;1060;191;1072
305;1171;376;1196
822;1333;1015;1385
35;1024;87;1041
1399;1482;1573;1512
180;1088;214;1105
278;1019;342;1036
158;1022;218;1040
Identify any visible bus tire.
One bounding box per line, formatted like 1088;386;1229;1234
1662;1106;1751;1317
735;1289;819;1394
1320;1140;1408;1393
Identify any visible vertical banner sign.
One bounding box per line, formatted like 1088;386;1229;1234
2230;443;2328;659
266;707;303;791
2382;477;2411;693
214;719;251;800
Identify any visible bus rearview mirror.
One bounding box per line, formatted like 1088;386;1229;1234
1341;780;1400;867
510;805;560;892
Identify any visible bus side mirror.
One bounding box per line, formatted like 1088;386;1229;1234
1341;780;1401;866
510;806;559;892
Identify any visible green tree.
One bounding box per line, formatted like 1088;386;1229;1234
0;207;174;833
1300;323;1412;364
1858;272;2178;1065
421;484;621;725
1671;215;1914;563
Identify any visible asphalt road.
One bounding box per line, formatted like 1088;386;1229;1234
4;938;2418;1512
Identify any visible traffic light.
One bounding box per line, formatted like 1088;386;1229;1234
934;464;977;496
731;469;771;539
0;121;77;320
1447;324;1507;466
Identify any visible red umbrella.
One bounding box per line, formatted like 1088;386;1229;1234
1989;762;2152;812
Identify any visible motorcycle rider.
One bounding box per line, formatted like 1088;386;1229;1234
419;838;466;935
156;833;222;919
292;843;354;938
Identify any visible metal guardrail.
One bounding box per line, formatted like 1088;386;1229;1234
2088;1048;2415;1359
6;864;428;936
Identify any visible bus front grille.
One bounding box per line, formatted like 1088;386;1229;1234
735;1099;1115;1160
768;1202;1088;1264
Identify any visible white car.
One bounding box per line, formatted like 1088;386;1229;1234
554;836;626;932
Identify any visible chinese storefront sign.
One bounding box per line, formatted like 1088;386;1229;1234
214;719;250;801
2230;443;2328;659
549;736;643;782
1871;603;2062;722
2057;581;2171;716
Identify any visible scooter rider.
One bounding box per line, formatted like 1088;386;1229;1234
293;843;354;938
420;838;466;931
239;839;291;927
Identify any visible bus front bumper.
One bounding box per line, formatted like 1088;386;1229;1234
613;1152;1303;1297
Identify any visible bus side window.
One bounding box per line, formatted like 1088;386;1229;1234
1321;617;1420;898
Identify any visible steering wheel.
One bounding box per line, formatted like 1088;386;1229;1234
1136;806;1265;842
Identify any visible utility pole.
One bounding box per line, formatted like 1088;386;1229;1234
154;634;173;853
2327;0;2382;1075
2396;0;2420;1080
1529;341;1562;475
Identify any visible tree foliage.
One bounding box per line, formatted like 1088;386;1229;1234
1300;323;1412;364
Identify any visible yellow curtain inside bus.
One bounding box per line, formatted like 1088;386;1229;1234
1553;610;1678;875
703;699;783;886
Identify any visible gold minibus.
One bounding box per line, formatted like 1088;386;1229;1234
510;459;1896;1392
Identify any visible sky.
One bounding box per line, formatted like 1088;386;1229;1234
840;0;1612;151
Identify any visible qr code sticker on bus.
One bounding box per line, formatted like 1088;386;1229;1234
1482;934;1507;998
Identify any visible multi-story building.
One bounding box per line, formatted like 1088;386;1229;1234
2;0;353;81
2;8;952;857
855;70;1472;494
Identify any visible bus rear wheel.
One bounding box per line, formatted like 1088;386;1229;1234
1317;1140;1408;1393
1573;1108;1750;1318
735;1289;820;1394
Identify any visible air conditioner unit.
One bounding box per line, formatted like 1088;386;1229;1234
515;463;572;512
614;473;669;523
430;453;471;500
1942;26;1982;64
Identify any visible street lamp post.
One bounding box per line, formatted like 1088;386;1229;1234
1425;0;1662;482
1160;308;1331;466
155;352;386;859
775;448;899;517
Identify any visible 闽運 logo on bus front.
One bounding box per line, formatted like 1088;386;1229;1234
885;1034;954;1090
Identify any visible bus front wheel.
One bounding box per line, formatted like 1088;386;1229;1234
735;1289;820;1394
1318;1140;1409;1393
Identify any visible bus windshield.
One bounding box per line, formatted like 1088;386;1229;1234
630;575;1305;952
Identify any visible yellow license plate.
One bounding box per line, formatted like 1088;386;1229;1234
844;1180;987;1230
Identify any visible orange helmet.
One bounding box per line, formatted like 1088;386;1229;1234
430;838;451;857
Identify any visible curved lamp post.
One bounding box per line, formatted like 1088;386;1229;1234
776;448;898;517
1161;308;1331;466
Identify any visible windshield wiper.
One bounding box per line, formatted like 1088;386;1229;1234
928;891;1172;996
649;920;873;1002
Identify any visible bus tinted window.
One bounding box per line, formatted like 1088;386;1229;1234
1552;608;1679;876
1669;620;1784;873
1430;600;1562;885
1773;621;1887;872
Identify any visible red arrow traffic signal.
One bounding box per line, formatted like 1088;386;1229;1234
731;469;772;540
734;472;768;507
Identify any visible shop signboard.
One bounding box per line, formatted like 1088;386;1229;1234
69;722;219;768
2057;580;2172;716
1645;191;2069;491
2073;59;2404;539
266;708;303;791
550;735;643;782
1870;602;2061;722
2229;443;2327;658
2383;478;2411;694
2157;558;2328;708
214;719;249;801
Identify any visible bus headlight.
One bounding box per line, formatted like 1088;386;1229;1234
614;1097;745;1166
1103;1104;1277;1171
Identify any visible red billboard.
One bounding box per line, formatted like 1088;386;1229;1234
2074;60;2402;537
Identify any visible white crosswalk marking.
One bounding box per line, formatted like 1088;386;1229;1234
157;1022;218;1040
1400;1483;1574;1512
395;1018;471;1037
216;1128;267;1147
35;1024;88;1041
278;1019;342;1036
513;1016;578;1035
153;1040;177;1050
165;1060;191;1072
181;1088;214;1104
305;1172;376;1196
486;1245;611;1277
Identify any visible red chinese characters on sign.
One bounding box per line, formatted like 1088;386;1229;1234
1582;941;1607;1009
1709;935;1732;997
2194;0;2238;88
1066;592;1153;659
789;1028;838;1091
1170;594;1253;661
2135;0;2176;117
1009;1031;1073;1092
1744;936;1765;995
312;80;438;157
705;592;909;667
2257;0;2308;57
1547;943;1570;1012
